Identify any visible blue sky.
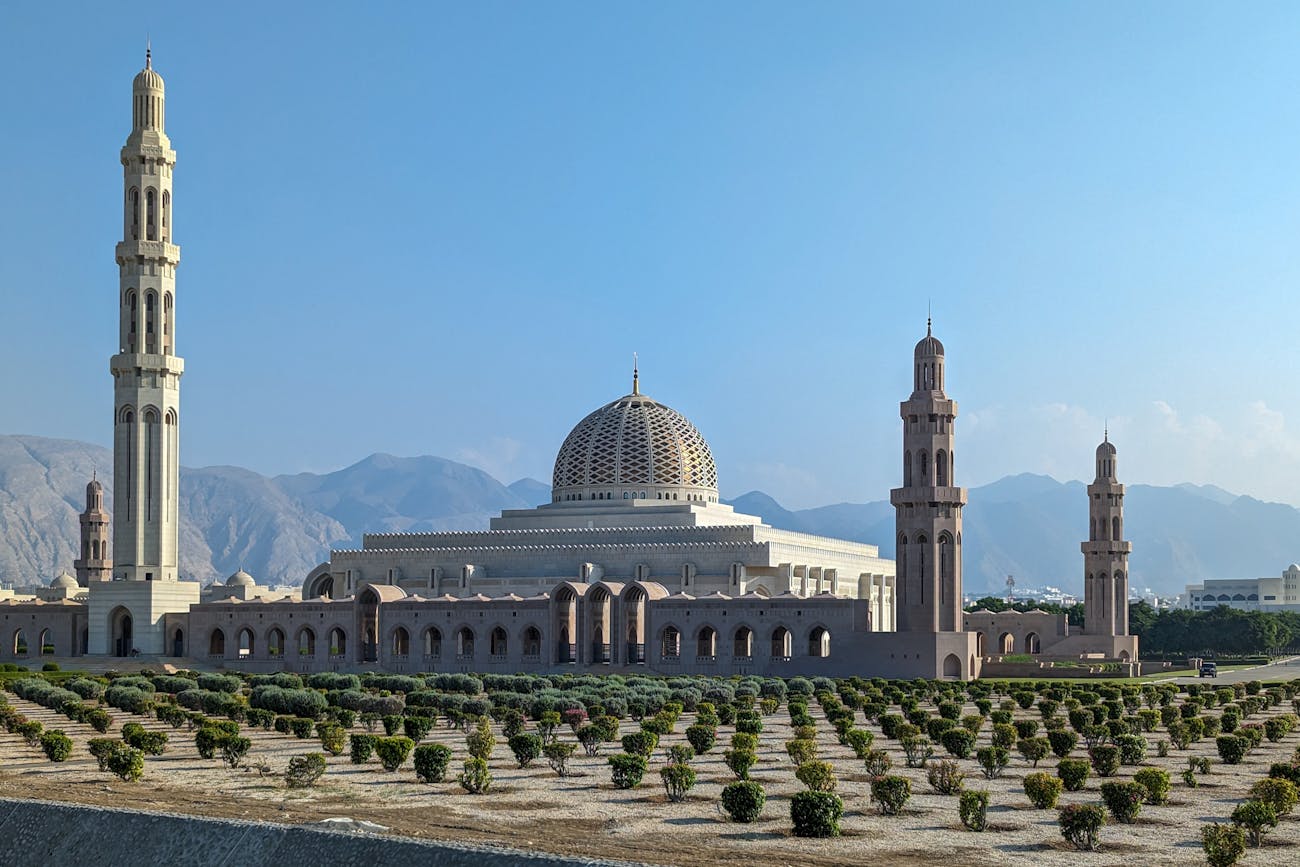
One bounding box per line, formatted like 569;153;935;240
4;2;1300;508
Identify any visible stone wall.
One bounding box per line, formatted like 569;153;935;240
0;797;647;867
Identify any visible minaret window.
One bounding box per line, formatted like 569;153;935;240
1112;516;1121;541
162;191;170;241
146;189;157;240
918;450;929;483
128;188;140;240
903;451;912;486
145;292;156;353
936;449;948;486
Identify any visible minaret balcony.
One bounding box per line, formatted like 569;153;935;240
890;486;967;507
1080;541;1132;556
115;240;181;263
110;353;185;376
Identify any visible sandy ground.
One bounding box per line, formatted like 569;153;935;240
1;687;1298;866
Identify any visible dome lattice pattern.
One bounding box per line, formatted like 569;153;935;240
552;393;718;496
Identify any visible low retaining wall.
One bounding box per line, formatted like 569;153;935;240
0;797;649;867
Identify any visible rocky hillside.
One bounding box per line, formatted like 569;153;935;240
2;434;1297;595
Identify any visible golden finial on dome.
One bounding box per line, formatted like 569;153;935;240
632;352;639;396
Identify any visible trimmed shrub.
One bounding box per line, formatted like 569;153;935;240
1057;758;1090;791
666;744;694;765
1048;729;1077;758
1133;767;1170;805
1100;780;1146;823
349;733;376;764
959;789;989;831
1201;823;1247;867
900;735;934;768
289;717;315;739
107;745;145;782
870;775;911;815
864;748;892;777
786;738;818;765
402;715;434;743
195;727;226;760
375;736;414;771
685;723;716;755
1058;803;1105;851
285;753;327;787
1024;771;1063;808
458;757;492;794
1089;745;1119;777
621;731;658;758
790;790;843;837
795;761;836;792
609;752;647;789
509;733;543;768
846;728;874;758
413;743;453;783
317;723;346;756
1231;800;1277;847
724;748;757;780
1017;737;1050;767
926;759;965;795
720;780;766;822
1216;735;1248;765
40;730;73;762
991;723;1017;750
545;741;576;776
221;736;251;768
976;746;1009;779
1248;777;1298;816
660;763;696;802
1116;733;1148;765
941;727;976;759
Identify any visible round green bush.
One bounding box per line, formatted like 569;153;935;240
285;753;326;787
413;743;453;783
621;730;658;758
685;723;716;755
1048;729;1078;758
1231;800;1277;847
609;752;648;789
40;730;73;762
1024;771;1063;808
941;727;976;759
1134;767;1170;805
1089;745;1119;777
1057;758;1090;791
349;733;376;764
1058;803;1105;851
660;763;696;802
720;781;766;822
1100;780;1146;823
795;761;836;792
790;790;843;837
1216;735;1248;765
1248;777;1298;816
724;748;756;780
509;732;543;768
375;736;414;772
1201;823;1246;867
107;745;144;782
870;774;911;815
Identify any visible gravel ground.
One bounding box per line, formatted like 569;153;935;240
0;685;1297;866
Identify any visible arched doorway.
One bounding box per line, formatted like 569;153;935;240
391;626;410;659
522;626;541;658
976;631;986;657
172;627;185;657
208;628;225;658
13;629;28;657
422;626;441;660
111;607;133;657
808;627;830;658
328;627;347;658
39;628;53;656
942;653;962;678
1024;632;1041;655
998;632;1014;654
733;626;753;659
554;586;577;664
296;626;316;658
490;627;508;658
771;626;792;659
267;627;285;658
661;625;681;659
456;627;475;660
696;626;717;659
624;586;647;664
237;628;254;659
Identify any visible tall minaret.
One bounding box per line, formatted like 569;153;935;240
110;48;183;582
73;475;112;585
1082;433;1130;636
891;320;966;632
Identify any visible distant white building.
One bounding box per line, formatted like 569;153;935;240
1184;565;1300;612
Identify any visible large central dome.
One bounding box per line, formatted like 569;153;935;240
552;385;718;504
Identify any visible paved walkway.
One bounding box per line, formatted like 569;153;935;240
1161;655;1300;685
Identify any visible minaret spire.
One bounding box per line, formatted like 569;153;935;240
632;353;639;395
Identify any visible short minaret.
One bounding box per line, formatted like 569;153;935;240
73;475;112;585
891;320;966;632
1082;433;1130;636
111;48;183;582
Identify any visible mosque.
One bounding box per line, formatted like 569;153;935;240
0;53;1137;679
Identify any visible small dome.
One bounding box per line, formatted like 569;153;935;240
226;569;255;587
915;323;944;358
51;572;78;590
1289;563;1299;572
86;478;103;497
552;386;718;501
133;51;164;92
1097;439;1117;457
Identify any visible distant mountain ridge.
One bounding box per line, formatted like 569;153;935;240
1;433;1297;596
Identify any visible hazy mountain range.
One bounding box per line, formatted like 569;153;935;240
1;433;1295;596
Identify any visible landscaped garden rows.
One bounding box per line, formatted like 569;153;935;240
0;664;1297;865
